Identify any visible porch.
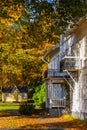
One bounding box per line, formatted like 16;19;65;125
49;99;66;108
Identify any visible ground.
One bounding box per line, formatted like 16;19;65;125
0;102;87;129
0;109;87;129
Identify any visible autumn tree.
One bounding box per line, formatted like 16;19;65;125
0;0;87;89
23;0;87;34
0;0;54;88
1;0;86;44
0;21;53;87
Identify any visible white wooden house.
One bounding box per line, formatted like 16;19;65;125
43;17;87;119
43;44;69;116
2;86;28;102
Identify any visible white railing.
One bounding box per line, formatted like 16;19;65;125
50;99;66;108
60;58;82;71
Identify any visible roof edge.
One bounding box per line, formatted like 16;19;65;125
66;17;87;36
42;44;59;64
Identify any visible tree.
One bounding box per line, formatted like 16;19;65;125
23;0;87;35
0;9;53;88
1;0;86;44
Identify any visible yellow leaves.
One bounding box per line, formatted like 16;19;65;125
2;64;22;74
7;5;23;20
0;18;6;24
42;41;54;50
0;4;23;26
0;18;14;26
0;32;3;39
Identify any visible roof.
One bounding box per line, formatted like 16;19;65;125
66;17;87;36
2;86;28;93
42;44;59;64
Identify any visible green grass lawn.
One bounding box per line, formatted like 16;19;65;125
0;93;20;111
0;102;20;111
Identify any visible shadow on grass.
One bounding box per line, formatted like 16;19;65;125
20;124;64;130
19;119;87;130
0;108;45;118
0;110;21;117
0;110;12;117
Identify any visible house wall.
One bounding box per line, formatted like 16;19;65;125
18;93;28;102
2;92;28;102
59;19;87;120
44;18;87;119
49;53;60;71
71;23;87;120
59;34;76;59
45;41;68;115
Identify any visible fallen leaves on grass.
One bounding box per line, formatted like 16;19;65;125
0;111;87;130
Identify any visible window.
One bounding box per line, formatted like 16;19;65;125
6;93;9;97
21;93;26;99
52;84;63;99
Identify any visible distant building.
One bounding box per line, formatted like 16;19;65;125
2;86;28;102
43;17;87;120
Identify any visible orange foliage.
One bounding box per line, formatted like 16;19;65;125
0;18;14;26
7;5;23;20
0;4;23;26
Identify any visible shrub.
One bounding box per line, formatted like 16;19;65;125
32;83;46;108
19;102;35;115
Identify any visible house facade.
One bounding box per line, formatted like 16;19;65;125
2;86;28;102
43;18;87;120
43;45;69;116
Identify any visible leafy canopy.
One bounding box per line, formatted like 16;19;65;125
0;0;87;88
24;0;87;34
